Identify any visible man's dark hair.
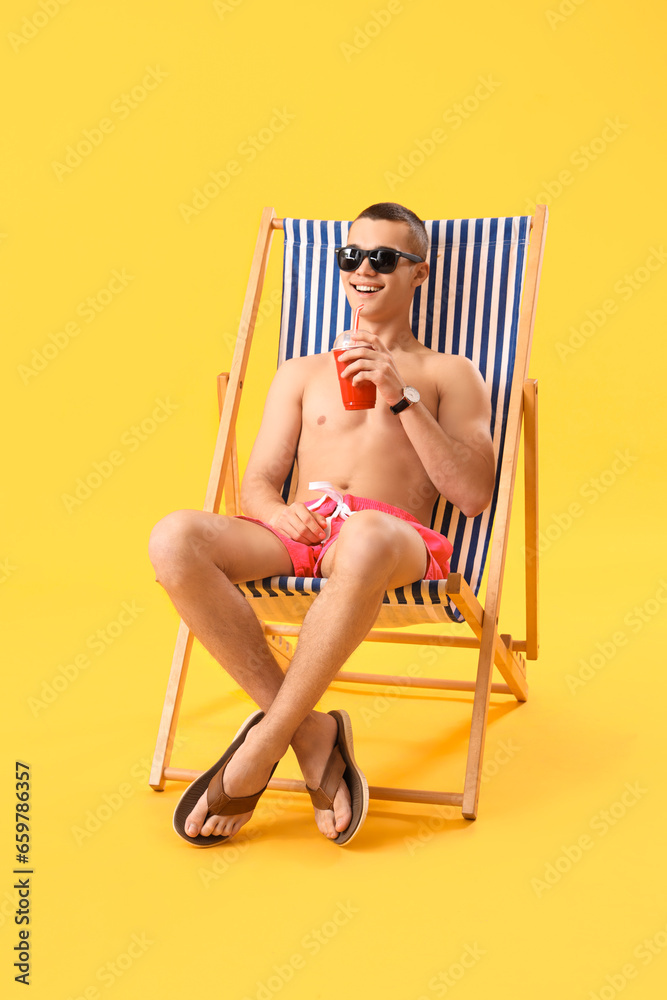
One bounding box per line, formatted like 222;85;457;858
354;202;428;259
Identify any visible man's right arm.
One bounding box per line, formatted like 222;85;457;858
240;358;328;544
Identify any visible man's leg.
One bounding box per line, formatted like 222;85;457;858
149;508;428;840
209;509;429;837
149;509;354;839
149;509;293;711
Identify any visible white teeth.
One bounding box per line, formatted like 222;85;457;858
355;285;380;292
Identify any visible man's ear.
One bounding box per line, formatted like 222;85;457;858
412;260;429;287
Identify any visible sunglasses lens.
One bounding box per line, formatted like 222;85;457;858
337;247;405;273
337;248;362;271
370;249;399;273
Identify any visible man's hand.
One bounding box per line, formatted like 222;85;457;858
337;331;404;406
267;502;328;544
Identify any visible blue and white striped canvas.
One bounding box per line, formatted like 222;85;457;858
275;216;530;620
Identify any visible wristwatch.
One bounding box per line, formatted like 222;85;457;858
389;386;420;414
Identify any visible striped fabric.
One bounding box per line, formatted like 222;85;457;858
235;576;452;629
240;215;531;625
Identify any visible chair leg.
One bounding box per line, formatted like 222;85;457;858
461;622;497;819
446;574;528;702
149;621;194;790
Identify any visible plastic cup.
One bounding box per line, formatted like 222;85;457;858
333;304;376;411
333;346;377;410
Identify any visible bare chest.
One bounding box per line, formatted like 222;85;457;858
300;353;438;439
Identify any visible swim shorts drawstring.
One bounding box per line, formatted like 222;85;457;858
307;481;356;540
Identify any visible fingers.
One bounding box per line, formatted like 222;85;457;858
339;353;403;399
296;506;328;542
273;503;327;544
336;334;402;398
337;345;376;364
338;349;378;378
337;336;387;377
340;356;385;385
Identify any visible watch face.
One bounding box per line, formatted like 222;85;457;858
404;386;420;403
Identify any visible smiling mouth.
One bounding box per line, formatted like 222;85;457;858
352;283;382;293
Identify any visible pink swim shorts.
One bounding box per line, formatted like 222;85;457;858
237;489;453;581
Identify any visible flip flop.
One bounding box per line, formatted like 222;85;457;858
306;709;369;846
173;710;278;848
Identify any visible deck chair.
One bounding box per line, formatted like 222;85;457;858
150;205;548;821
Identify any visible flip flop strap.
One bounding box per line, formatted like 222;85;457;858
207;759;277;816
306;745;346;811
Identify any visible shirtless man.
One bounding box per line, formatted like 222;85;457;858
148;202;495;847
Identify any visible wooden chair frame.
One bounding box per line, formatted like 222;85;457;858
150;205;548;820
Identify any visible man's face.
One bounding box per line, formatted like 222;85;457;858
339;217;429;324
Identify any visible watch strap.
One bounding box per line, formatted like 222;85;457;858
389;396;412;415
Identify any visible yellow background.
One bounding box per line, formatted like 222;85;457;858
2;0;666;997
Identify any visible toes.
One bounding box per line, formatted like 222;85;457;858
201;814;224;837
185;791;209;837
323;809;337;839
315;808;338;839
184;788;244;839
333;785;352;833
200;810;252;839
314;784;353;840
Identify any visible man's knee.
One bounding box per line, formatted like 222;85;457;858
148;510;229;581
149;510;193;576
332;511;400;579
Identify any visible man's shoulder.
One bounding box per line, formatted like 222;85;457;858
279;352;329;377
418;347;482;380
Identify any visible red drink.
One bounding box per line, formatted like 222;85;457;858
333;348;377;410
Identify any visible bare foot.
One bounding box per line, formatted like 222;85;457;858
184;711;353;842
292;712;353;840
184;724;281;840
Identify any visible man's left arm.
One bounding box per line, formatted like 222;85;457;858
396;356;496;517
341;337;495;516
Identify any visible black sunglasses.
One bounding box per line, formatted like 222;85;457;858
336;245;425;274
